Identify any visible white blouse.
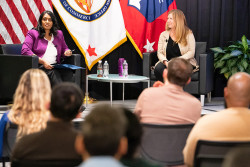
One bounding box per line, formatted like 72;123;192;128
42;35;57;64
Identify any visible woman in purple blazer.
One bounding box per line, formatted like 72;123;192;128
21;10;73;87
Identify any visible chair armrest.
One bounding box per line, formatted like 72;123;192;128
62;54;81;66
199;53;214;94
0;54;39;69
143;52;158;77
143;52;151;78
61;54;82;87
0;54;38;104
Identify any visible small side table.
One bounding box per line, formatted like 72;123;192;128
86;74;150;106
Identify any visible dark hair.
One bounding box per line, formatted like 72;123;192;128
122;108;143;159
167;58;193;87
50;82;83;121
35;10;59;38
82;104;127;156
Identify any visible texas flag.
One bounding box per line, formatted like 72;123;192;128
120;0;177;57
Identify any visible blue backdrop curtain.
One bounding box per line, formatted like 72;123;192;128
53;0;250;99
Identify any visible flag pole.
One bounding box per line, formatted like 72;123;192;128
83;67;96;105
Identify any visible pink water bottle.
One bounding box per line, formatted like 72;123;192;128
118;58;124;76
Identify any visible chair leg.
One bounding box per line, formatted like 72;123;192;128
200;95;205;106
207;92;211;103
2;158;5;167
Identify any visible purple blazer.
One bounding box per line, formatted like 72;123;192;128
21;29;69;64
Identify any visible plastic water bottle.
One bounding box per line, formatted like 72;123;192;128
123;60;128;77
118;58;124;76
103;60;109;77
97;60;103;77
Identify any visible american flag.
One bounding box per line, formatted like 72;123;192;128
0;0;52;44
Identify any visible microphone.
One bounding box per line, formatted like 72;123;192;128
166;39;168;42
54;44;57;47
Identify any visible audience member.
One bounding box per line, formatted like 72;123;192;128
11;82;83;161
8;69;51;141
135;58;201;124
183;72;250;167
75;104;127;167
120;108;162;167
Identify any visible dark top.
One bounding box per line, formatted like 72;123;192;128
121;158;163;167
166;36;181;60
11;121;81;160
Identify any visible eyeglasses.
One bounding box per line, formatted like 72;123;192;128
42;18;52;22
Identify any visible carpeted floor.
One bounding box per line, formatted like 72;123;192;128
81;97;225;119
0;97;224;119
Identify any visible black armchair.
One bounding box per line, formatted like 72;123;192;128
0;44;82;104
143;42;214;106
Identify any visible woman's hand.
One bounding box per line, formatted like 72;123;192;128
43;61;53;69
163;60;168;67
64;50;72;56
39;58;53;69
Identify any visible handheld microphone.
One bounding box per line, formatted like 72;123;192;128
166;39;168;42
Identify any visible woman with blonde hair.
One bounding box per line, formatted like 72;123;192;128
154;9;198;82
8;69;51;140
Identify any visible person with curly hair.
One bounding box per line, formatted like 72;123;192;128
8;69;51;141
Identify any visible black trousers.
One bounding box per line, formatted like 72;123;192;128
154;62;166;82
154;61;197;82
40;66;73;87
